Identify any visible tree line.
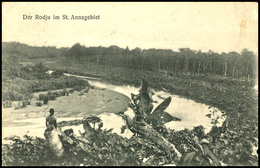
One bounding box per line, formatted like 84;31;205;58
2;42;257;80
65;43;257;80
2;42;66;59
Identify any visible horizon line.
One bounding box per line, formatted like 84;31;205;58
2;40;258;55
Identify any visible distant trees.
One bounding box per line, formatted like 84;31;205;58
2;42;66;60
64;43;257;80
2;42;257;80
31;62;49;79
2;53;20;79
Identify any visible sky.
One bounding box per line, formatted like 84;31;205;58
2;2;258;53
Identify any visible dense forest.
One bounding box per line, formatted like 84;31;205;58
2;42;258;81
64;43;257;80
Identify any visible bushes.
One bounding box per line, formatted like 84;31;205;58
2;76;89;102
2;135;55;166
35;76;88;92
51;70;64;78
2;128;138;166
38;89;72;104
2;61;89;102
2;111;258;166
2;79;33;101
36;102;42;107
43;97;49;104
36;77;88;96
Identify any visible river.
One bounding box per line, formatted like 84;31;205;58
62;72;225;137
2;71;225;140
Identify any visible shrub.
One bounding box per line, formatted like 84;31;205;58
43;97;49;104
36;102;42;107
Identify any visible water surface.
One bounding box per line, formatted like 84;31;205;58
2;72;224;140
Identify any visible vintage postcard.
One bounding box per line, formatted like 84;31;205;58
2;2;258;166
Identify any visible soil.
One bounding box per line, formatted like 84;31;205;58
2;87;130;128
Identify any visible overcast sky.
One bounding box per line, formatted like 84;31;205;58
2;2;258;53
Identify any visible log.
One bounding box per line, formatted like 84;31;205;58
120;114;182;162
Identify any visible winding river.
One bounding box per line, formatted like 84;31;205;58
2;71;225;140
59;71;224;137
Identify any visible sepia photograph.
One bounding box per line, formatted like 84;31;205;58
2;2;258;166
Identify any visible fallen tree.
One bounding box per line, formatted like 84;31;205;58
118;78;223;166
119;78;183;164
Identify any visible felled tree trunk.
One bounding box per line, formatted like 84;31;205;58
120;114;182;162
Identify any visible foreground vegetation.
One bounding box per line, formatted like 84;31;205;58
2;112;258;166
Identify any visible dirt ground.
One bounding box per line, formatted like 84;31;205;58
2;87;130;127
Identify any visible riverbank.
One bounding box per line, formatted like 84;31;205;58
45;60;258;124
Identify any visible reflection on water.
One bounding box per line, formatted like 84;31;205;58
2;73;223;140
